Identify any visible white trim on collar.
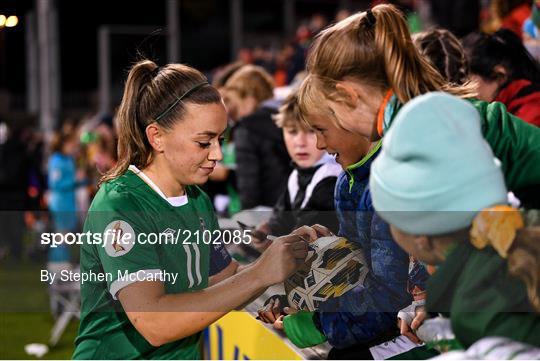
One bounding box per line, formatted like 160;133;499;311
128;165;188;207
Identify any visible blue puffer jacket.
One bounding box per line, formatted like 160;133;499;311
317;142;430;349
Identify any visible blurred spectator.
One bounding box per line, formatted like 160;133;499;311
25;128;47;211
47;128;85;317
227;14;326;88
224;65;292;209
523;0;540;60
206;62;247;215
211;61;246;93
0;123;30;260
431;0;481;37
237;48;254;64
493;0;533;39
413;28;470;85
79;114;118;192
284;41;307;86
335;8;353;22
47;129;85;236
309;13;328;34
463;29;540;126
91;122;117;174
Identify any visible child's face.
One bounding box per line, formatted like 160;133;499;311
390;225;442;265
308;113;371;169
62;138;80;156
283;125;325;168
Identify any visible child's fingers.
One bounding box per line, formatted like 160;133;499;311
283;306;298;315
399;318;410;335
258;299;277;323
311;224;333;237
403;330;421;344
411;308;427;330
265;300;279;323
399;319;421;344
257;309;270;323
258;306;272;323
273;315;285;330
272;298;282;320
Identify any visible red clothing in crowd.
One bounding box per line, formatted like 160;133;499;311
501;3;532;39
495;79;540;127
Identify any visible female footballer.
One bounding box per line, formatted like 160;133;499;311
73;60;309;359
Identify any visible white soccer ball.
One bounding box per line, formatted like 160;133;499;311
284;236;368;311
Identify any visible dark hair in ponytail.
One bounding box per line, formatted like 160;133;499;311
413;29;470;86
100;59;221;185
463;29;540;84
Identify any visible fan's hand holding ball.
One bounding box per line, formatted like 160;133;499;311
257;295;299;330
273;307;298;330
258;296;286;323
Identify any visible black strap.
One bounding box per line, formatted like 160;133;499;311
366;9;376;27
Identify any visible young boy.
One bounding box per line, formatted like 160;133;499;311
252;93;341;249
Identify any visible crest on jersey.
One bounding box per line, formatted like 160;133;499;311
104;220;135;257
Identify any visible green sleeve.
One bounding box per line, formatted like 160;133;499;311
283;311;327;348
451;248;540;348
452;312;540;348
471;99;540;192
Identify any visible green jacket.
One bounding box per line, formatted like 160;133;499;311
471;99;540;194
384;97;540;202
426;242;540;348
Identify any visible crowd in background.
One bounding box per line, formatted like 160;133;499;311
0;0;540;358
0;0;539;266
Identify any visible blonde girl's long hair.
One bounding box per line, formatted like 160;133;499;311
306;4;476;104
100;60;221;185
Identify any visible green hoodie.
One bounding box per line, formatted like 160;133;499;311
426;242;540;348
384;96;540;197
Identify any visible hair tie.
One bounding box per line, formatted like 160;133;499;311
151;66;161;78
366;9;376;27
470;205;524;258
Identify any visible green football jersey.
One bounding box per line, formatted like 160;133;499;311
73;166;219;359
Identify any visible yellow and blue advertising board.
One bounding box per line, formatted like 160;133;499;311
204;311;303;360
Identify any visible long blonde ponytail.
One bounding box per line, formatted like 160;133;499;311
306;4;476;104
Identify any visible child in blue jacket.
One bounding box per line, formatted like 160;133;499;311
259;107;430;357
